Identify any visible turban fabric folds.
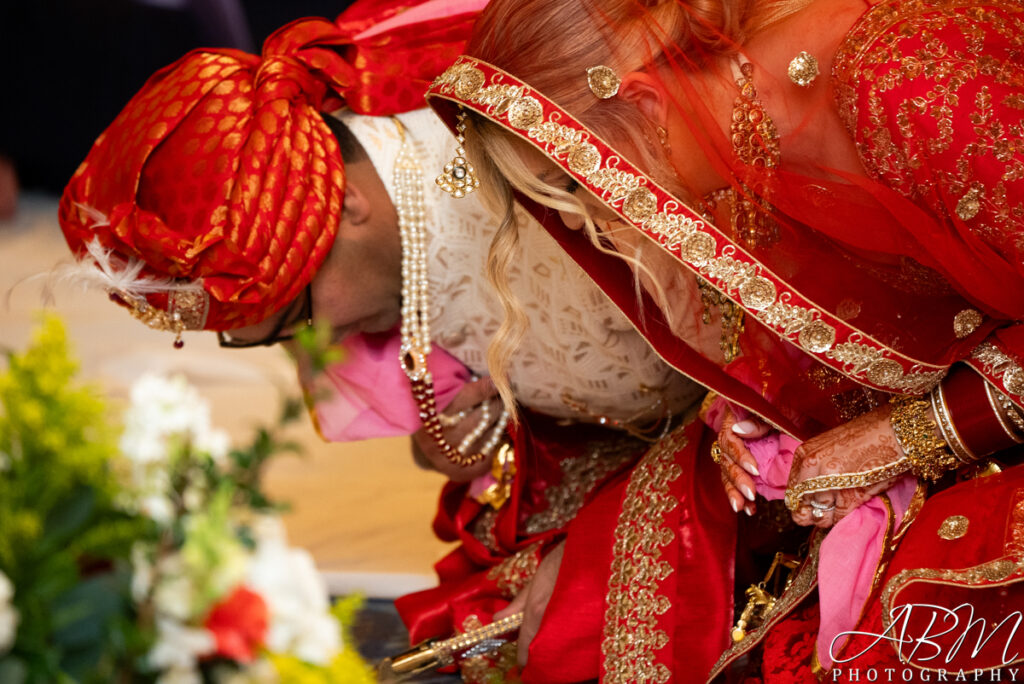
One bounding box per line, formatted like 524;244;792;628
59;0;483;331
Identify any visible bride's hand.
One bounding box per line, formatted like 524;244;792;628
716;407;771;516
787;404;905;529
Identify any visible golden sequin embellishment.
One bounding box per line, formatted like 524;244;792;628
937;514;969;540
486;543;541;599
953;308;983;339
601;427;686;684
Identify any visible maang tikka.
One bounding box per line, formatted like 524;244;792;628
436;110;480;198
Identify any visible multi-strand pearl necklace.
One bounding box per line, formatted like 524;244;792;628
393;127;509;467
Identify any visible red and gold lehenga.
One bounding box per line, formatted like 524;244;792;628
425;0;1024;680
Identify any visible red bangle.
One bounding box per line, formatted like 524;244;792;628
940;365;1022;458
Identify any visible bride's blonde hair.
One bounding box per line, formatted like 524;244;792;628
463;0;812;414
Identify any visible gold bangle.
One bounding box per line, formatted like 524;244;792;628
929;385;977;464
784;458;912;511
987;382;1024;441
890;395;957;481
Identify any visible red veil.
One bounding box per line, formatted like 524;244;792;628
426;0;1024;679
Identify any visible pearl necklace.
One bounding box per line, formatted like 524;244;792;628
393;126;509;467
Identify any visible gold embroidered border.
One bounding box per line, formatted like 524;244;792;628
486;542;541;599
968;342;1024;410
600;426;687;684
706;532;824;682
524;437;641;535
880;487;1024;672
428;59;949;395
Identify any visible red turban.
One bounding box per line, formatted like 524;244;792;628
59;0;482;331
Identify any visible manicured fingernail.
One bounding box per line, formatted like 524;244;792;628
732;420;756;435
744;504;755;516
741;461;760;477
740;484;756;502
730;497;740;514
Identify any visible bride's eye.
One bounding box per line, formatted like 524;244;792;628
565;179;579;194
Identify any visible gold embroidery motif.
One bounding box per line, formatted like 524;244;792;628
430;59;950;395
1008;489;1024;557
486;542;541;599
833;0;1024;251
938;514;969;540
880;488;1024;670
524;438;641;535
471;507;500;553
953;308;983;338
601;427;687;684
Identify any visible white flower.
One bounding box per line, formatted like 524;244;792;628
147;617;214;672
152;554;197;622
131;543;154;604
0;570;19;654
246;518;342;665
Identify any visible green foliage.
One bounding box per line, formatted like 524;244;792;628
0;316;151;682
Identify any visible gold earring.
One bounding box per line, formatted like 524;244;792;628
656;125;671;155
436;111;480;198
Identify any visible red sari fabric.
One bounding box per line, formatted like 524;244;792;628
394;411;647;677
422;0;1024;680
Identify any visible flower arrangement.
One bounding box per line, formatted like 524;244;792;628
0;317;374;683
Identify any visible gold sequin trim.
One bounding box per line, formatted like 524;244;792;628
970;342;1024;402
486;542;541;599
938;515;969;540
524;438;641;535
430;59;949;395
601;427;687;684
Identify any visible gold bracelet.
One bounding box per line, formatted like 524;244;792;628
987;382;1024;442
930;385;977;464
784;458;912;511
890;395;956;481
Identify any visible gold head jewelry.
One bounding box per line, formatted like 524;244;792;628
436;110;480;198
586;65;620;99
787;51;819;87
108;288;208;349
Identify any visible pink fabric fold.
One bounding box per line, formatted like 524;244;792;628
703;395;915;670
744;432;914;669
308;329;470;442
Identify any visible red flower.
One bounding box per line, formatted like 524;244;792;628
204;586;269;663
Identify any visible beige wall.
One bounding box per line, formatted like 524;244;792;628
0;195;454;595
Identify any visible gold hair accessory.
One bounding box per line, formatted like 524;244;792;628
436;110;480;198
383;612;523;676
586;65;620;99
787;51;819;87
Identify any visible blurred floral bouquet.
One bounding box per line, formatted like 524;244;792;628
0;317;373;684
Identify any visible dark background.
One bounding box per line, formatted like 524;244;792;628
0;0;357;194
